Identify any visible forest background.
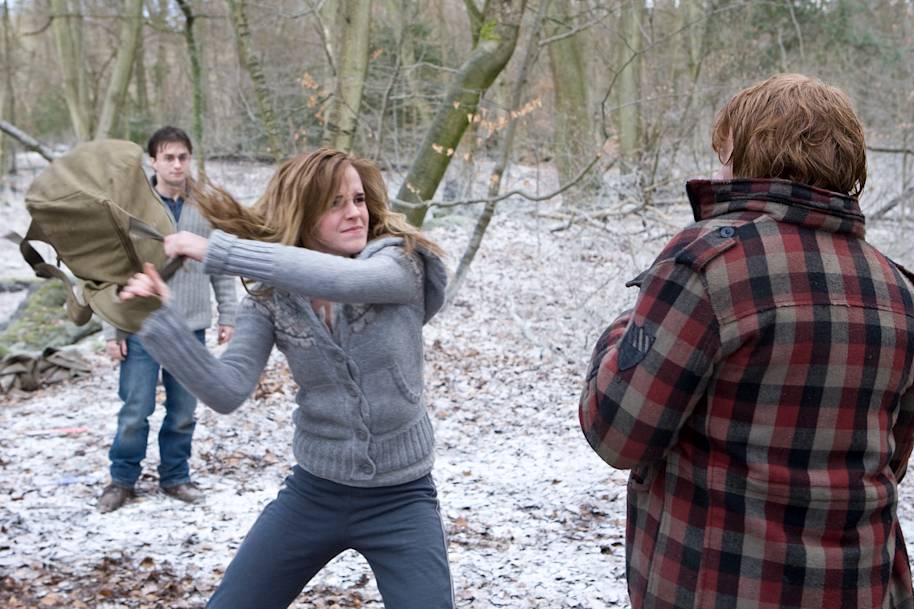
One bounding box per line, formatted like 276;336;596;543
3;0;914;238
2;1;914;608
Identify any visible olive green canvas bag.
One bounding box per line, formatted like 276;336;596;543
6;139;183;333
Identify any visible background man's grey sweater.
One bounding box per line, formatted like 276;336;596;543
139;232;447;487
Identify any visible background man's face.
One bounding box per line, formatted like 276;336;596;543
150;142;191;190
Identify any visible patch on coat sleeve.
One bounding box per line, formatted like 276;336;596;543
617;323;655;371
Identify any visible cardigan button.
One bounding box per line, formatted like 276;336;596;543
347;385;359;397
360;462;374;475
356;430;368;441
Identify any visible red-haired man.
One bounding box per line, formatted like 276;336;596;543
580;74;914;608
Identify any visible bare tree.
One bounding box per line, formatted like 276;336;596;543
95;0;144;139
393;0;528;227
132;16;149;121
546;0;593;188
150;0;169;124
397;0;432;128
176;0;206;175
323;0;372;152
0;0;16;173
227;0;283;161
614;0;644;162
448;0;550;301
50;0;91;140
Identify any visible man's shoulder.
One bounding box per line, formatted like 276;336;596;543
658;217;750;271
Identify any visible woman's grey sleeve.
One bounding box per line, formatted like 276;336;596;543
202;231;421;305
138;298;275;413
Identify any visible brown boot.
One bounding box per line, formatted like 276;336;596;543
98;483;134;513
161;481;204;504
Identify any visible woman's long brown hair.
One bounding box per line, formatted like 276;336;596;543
190;148;443;257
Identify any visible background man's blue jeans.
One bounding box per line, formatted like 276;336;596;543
109;330;205;488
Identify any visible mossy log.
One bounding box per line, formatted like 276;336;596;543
0;280;100;357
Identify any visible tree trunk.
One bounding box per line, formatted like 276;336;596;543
227;0;283;162
323;0;372;152
455;0;491;201
396;0;431;128
176;0;206;176
50;0;92;140
464;0;490;46
547;0;591;188
448;0;548;301
0;0;15;174
133;16;149;121
683;0;704;81
95;0;144;139
151;0;168;124
615;0;643;162
393;0;527;227
373;0;406;162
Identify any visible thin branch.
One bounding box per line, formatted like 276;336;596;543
392;148;609;210
537;6;612;47
21;15;56;37
304;0;336;77
870;185;914;220
868;145;914;156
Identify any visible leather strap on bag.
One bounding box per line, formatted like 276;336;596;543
5;218;184;326
126;217;185;282
5;225;93;326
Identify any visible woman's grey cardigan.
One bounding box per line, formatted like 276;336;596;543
139;230;447;487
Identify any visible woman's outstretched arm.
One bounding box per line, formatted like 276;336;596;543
139;297;275;414
200;231;424;304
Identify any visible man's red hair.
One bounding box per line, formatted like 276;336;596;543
712;74;867;196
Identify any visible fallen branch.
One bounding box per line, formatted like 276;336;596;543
0;120;55;161
508;294;554;360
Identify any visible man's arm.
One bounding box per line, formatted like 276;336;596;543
579;260;721;470
210;271;238;341
100;320;127;362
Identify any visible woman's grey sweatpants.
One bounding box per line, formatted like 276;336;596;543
206;466;454;609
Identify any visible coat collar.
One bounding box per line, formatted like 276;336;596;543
686;178;865;238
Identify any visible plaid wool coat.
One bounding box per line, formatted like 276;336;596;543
580;179;914;609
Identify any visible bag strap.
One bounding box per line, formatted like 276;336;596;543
6;218;185;326
5;224;93;326
127;217;185;282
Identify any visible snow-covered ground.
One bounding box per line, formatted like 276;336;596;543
3;151;914;608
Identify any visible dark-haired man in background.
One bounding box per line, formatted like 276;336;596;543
98;126;237;513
